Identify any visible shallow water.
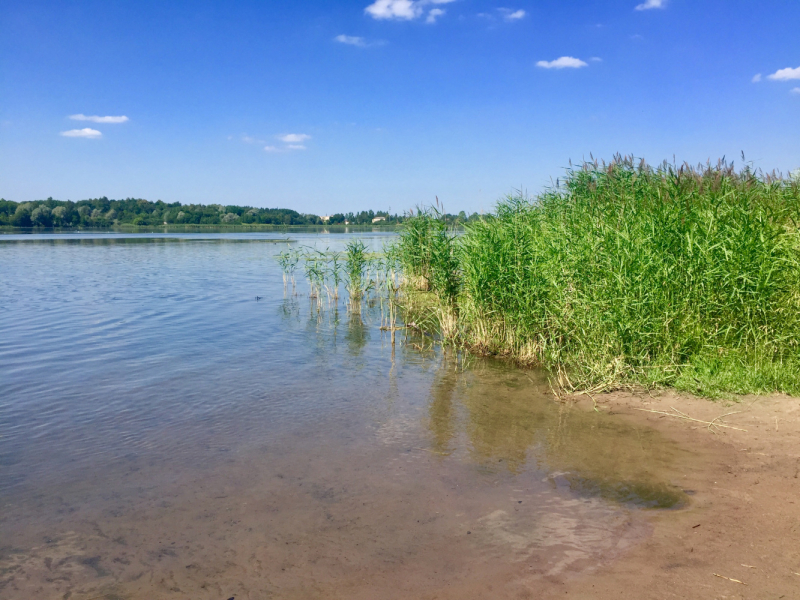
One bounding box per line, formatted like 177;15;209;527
1;232;689;599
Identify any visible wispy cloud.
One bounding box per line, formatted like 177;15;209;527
364;0;455;21
752;73;762;83
279;133;311;143
426;8;445;23
69;114;129;124
635;0;666;10
242;134;266;144
61;128;102;138
264;133;311;152
791;87;800;95
498;8;525;21
590;57;603;62
478;8;525;23
536;56;588;69
767;66;800;81
335;34;368;47
264;143;307;153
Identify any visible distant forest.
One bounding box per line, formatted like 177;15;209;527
0;197;481;228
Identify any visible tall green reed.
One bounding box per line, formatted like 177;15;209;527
397;156;800;397
396;203;460;306
345;239;370;302
327;250;343;300
276;247;300;292
302;248;327;301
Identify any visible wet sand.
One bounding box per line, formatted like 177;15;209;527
555;390;800;600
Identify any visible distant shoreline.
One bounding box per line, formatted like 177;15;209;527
0;223;404;234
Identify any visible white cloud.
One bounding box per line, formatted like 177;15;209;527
767;66;800;81
335;34;367;47
69;114;129;124
426;8;444;23
264;145;281;153
752;73;762;83
536;56;588;69
498;8;525;21
365;0;455;21
635;0;666;10
366;0;420;19
590;57;603;62
287;144;307;150
279;133;311;143
791;87;800;95
61;128;102;138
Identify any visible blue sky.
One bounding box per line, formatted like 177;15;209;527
1;0;798;214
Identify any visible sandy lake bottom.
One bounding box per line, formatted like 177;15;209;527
7;232;795;600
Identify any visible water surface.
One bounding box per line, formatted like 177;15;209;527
0;232;689;599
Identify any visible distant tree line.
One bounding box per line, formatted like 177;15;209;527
0;197;483;228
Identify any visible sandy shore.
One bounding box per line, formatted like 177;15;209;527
2;384;798;600
552;390;800;599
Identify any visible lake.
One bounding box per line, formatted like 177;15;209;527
0;232;689;599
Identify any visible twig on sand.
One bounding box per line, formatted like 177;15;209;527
706;409;745;432
631;407;747;433
713;573;747;585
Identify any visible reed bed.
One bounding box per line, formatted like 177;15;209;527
276;241;401;333
395;156;800;397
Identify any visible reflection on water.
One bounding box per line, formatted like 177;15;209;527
0;237;291;245
0;232;690;600
0;231;293;244
428;367;459;456
427;363;686;508
345;305;370;357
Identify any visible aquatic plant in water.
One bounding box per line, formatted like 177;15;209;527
276;248;300;293
345;239;369;302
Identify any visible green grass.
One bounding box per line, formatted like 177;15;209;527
395;156;800;398
345;239;370;300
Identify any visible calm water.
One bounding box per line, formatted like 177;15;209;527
0;232;690;600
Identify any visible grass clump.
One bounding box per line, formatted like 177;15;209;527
394;204;460;304
345;239;370;301
397;156;800;397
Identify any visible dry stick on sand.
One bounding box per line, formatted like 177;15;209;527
713;573;747;585
631;407;747;433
